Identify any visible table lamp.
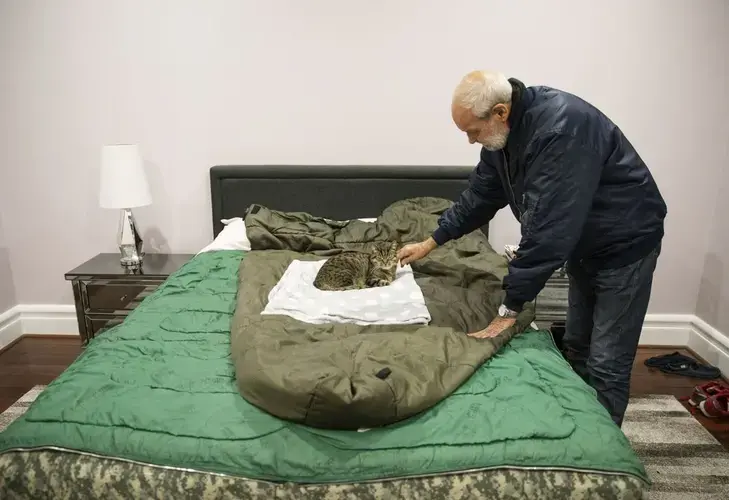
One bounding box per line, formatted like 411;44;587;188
99;144;153;268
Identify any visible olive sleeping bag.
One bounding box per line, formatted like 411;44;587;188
230;197;536;430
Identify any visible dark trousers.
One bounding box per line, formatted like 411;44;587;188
562;243;661;427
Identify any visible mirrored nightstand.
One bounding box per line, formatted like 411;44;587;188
64;253;194;345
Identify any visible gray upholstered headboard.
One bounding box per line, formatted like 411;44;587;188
209;165;486;238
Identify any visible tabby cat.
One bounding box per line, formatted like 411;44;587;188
313;241;399;291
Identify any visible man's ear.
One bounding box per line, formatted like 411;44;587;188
491;103;510;122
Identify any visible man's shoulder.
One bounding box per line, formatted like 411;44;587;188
522;86;614;146
527;85;598;113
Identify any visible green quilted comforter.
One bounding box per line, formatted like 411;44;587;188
0;250;649;487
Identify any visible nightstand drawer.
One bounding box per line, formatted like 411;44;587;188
86;315;126;336
83;279;163;312
535;272;569;324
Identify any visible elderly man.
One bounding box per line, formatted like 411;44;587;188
398;70;667;427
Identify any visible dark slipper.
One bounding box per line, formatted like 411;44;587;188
658;360;722;380
644;351;696;368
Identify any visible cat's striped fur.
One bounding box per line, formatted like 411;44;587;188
313;241;399;291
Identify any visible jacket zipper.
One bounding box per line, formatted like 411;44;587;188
503;150;523;220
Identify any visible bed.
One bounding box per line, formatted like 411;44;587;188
0;165;650;499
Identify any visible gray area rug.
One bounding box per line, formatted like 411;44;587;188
2;387;728;498
622;394;729;499
0;385;45;433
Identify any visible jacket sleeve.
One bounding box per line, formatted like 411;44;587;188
432;149;508;246
502;133;602;312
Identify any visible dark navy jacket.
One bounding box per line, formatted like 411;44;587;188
432;78;667;312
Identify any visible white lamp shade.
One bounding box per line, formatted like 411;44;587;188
99;144;153;209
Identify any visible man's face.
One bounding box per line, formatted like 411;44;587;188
452;104;510;151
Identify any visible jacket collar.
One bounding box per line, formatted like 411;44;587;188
506;77;528;133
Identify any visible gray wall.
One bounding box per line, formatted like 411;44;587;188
0;0;727;325
696;166;729;334
0;211;17;313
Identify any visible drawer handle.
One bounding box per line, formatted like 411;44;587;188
120;294;127;302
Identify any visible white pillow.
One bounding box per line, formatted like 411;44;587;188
197;217;251;254
197;217;376;255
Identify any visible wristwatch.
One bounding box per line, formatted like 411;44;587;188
498;304;518;318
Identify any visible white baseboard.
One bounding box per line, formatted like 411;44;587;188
637;314;693;346
1;305;727;377
688;317;729;380
0;305;78;350
0;306;23;350
16;304;79;335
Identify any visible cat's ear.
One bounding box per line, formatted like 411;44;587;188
389;241;398;253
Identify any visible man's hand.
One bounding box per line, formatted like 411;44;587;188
468;317;517;339
397;237;438;266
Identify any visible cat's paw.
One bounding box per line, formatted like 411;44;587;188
373;279;391;287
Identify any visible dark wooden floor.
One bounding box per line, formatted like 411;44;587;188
0;336;83;412
632;346;728;448
1;337;727;448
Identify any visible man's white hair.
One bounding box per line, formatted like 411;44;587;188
452;70;512;118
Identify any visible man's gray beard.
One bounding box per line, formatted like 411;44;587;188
481;131;509;151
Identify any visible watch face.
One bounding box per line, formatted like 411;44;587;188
499;304;515;317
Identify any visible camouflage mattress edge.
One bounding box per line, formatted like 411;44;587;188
0;450;647;500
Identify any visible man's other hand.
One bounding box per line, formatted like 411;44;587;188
468;317;517;339
397;238;438;266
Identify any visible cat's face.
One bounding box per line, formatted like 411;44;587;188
369;241;399;269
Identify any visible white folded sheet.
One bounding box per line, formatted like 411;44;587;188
261;259;431;325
